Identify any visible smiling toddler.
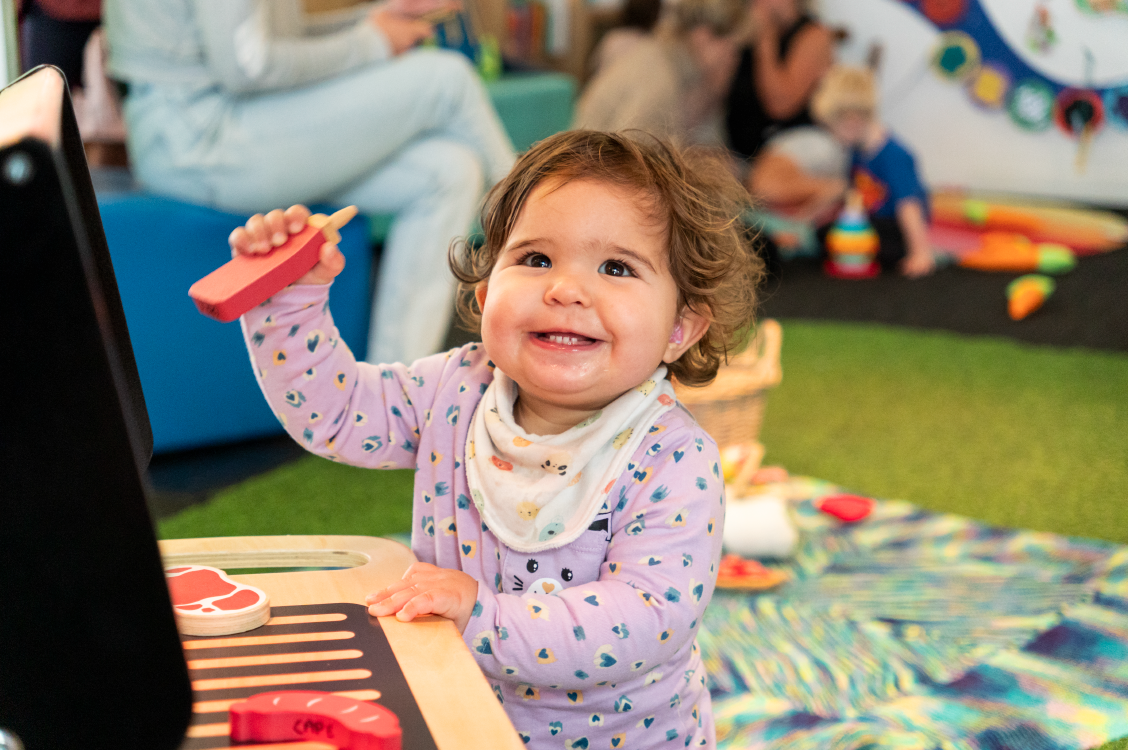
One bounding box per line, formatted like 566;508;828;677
232;130;762;749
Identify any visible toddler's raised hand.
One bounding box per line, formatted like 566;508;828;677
366;562;478;634
228;204;346;286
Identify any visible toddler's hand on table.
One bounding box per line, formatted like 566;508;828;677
366;562;479;634
228;204;346;286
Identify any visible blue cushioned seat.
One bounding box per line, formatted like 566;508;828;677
98;192;372;453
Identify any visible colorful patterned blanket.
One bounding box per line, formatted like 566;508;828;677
699;479;1128;750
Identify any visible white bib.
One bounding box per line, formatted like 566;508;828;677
465;366;677;553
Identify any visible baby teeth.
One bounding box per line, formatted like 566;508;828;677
546;334;582;345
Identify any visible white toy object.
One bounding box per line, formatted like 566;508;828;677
722;494;799;559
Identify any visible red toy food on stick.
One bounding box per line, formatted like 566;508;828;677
229;691;401;750
189;206;358;323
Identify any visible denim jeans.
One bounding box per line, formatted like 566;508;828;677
123;48;514;364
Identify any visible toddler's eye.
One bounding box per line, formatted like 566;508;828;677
561;568;573;582
527;559;539;573
519;252;551;268
599;260;634;278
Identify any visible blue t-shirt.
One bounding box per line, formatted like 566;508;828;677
851;135;928;220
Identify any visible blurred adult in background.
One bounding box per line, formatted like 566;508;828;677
575;0;743;146
19;0;101;87
104;0;515;365
749;124;847;221
725;0;833;163
587;0;662;76
743;123;848;275
19;0;126;150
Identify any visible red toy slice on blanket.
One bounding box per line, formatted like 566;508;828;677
165;564;270;636
716;554;789;591
229;691;402;750
817;494;875;523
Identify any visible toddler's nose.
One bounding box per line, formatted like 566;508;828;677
544;269;591;306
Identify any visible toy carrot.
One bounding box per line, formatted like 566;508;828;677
1007;274;1055;320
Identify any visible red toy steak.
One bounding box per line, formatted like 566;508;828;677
229;690;402;750
165;564;270;636
818;494;875;523
188;206;357;323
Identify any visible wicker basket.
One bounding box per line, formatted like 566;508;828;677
673;319;782;449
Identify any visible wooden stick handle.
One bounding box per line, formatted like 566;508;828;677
308;205;358;245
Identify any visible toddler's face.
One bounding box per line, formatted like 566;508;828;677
827;110;870;148
477;178;684;418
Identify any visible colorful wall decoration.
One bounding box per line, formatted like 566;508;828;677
905;0;1128;145
1075;0;1128;15
822;0;1128;202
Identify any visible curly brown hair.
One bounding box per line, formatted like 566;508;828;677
448;130;763;387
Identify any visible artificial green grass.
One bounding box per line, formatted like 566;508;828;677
160;319;1128;545
158;456;416;539
758;321;1128;545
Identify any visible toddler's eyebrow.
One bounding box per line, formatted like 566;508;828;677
504;238;542;256
611;246;657;274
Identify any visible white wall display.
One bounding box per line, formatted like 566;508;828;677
818;0;1128;204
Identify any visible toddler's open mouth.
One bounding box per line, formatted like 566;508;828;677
534;331;598;346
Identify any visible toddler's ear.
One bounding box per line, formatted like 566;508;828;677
662;307;710;364
475;282;488;312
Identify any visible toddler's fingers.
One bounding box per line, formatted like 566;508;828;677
244;214;272;254
320;242;346;275
367;583;425;617
263;209;289;247
297;242;346;285
364;586;393;606
365;561;440;603
283;204;311;234
395;589;456;623
229;226;254;256
402;561;439;577
365;562;451;612
364;576;417;605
